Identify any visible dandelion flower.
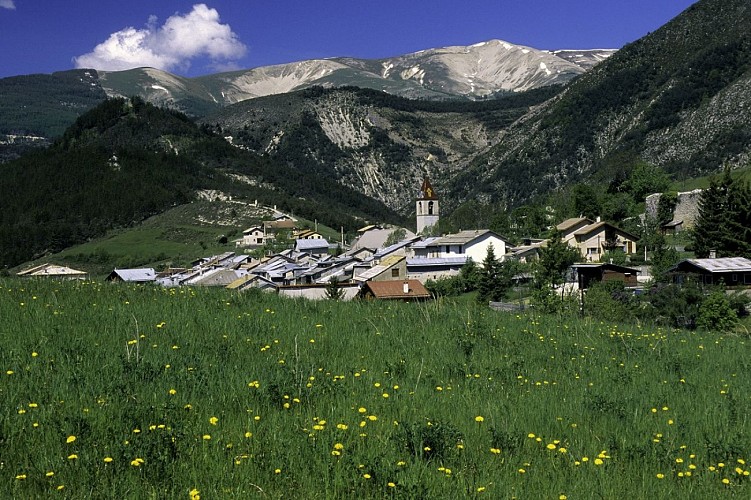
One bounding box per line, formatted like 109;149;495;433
45;471;54;477
67;454;78;460
209;416;219;425
202;434;211;440
66;435;76;444
475;416;484;423
103;457;113;463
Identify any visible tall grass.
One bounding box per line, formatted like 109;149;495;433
1;279;750;498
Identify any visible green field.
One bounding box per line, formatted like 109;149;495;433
2;279;750;498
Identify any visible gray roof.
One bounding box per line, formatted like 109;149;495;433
429;230;508;247
110;268;157;282
374;236;420;258
678;257;751;273
410;237;441;249
407;257;468;267
295;238;330;251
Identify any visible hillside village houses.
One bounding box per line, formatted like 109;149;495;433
21;177;672;300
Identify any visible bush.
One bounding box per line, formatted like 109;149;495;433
583;281;639;322
697;289;738;332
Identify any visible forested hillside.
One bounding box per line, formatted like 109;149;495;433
449;0;751;207
0;97;402;268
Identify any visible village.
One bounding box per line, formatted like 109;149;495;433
16;178;751;306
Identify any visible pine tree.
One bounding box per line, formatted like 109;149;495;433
477;243;502;304
693;168;751;258
535;230;580;288
324;276;345;301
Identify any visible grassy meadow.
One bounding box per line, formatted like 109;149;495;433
2;279;751;499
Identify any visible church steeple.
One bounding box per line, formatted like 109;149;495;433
416;176;439;234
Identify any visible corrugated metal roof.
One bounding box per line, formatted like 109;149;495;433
295;238;330;251
111;268;156;282
410;237;441;249
684;257;751;273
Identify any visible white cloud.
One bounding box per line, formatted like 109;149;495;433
73;4;246;73
0;0;16;10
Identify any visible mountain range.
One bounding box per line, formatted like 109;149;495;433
1;0;750;268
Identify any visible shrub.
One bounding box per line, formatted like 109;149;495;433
697;288;738;332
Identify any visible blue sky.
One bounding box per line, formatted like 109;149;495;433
0;1;698;78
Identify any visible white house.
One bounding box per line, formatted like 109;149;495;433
238;226;266;248
410;230;510;264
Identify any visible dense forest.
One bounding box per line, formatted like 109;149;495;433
0;97;403;268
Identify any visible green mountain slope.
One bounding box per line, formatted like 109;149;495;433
0;97;402;268
449;0;751;207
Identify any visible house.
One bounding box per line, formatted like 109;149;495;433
264;219;297;234
238;226;266;248
411;230;510;264
556;218;638;262
278;283;361;301
508;239;548;263
669;257;751;287
568;263;641;290
407;257;468;283
17;263;88;280
106;268;157;283
373;236;421;262
294;238;330;256
226;274;278;292
295;229;324;240
354;255;407;283
352;226;416;251
358;280;432;301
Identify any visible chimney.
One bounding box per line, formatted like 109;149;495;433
403;282;410;294
709;249;717;259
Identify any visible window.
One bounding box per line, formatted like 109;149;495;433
391;269;400;278
428;201;434;215
587;247;599;255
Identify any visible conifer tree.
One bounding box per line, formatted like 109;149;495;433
324;276;345;301
535;230;580;288
693;168;751;258
477;244;503;303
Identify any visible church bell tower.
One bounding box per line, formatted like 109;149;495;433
416;177;439;234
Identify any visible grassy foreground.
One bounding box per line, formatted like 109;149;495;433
1;279;750;499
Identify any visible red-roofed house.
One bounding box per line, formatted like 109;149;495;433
358;280;431;301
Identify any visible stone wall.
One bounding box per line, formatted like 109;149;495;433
645;189;703;228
